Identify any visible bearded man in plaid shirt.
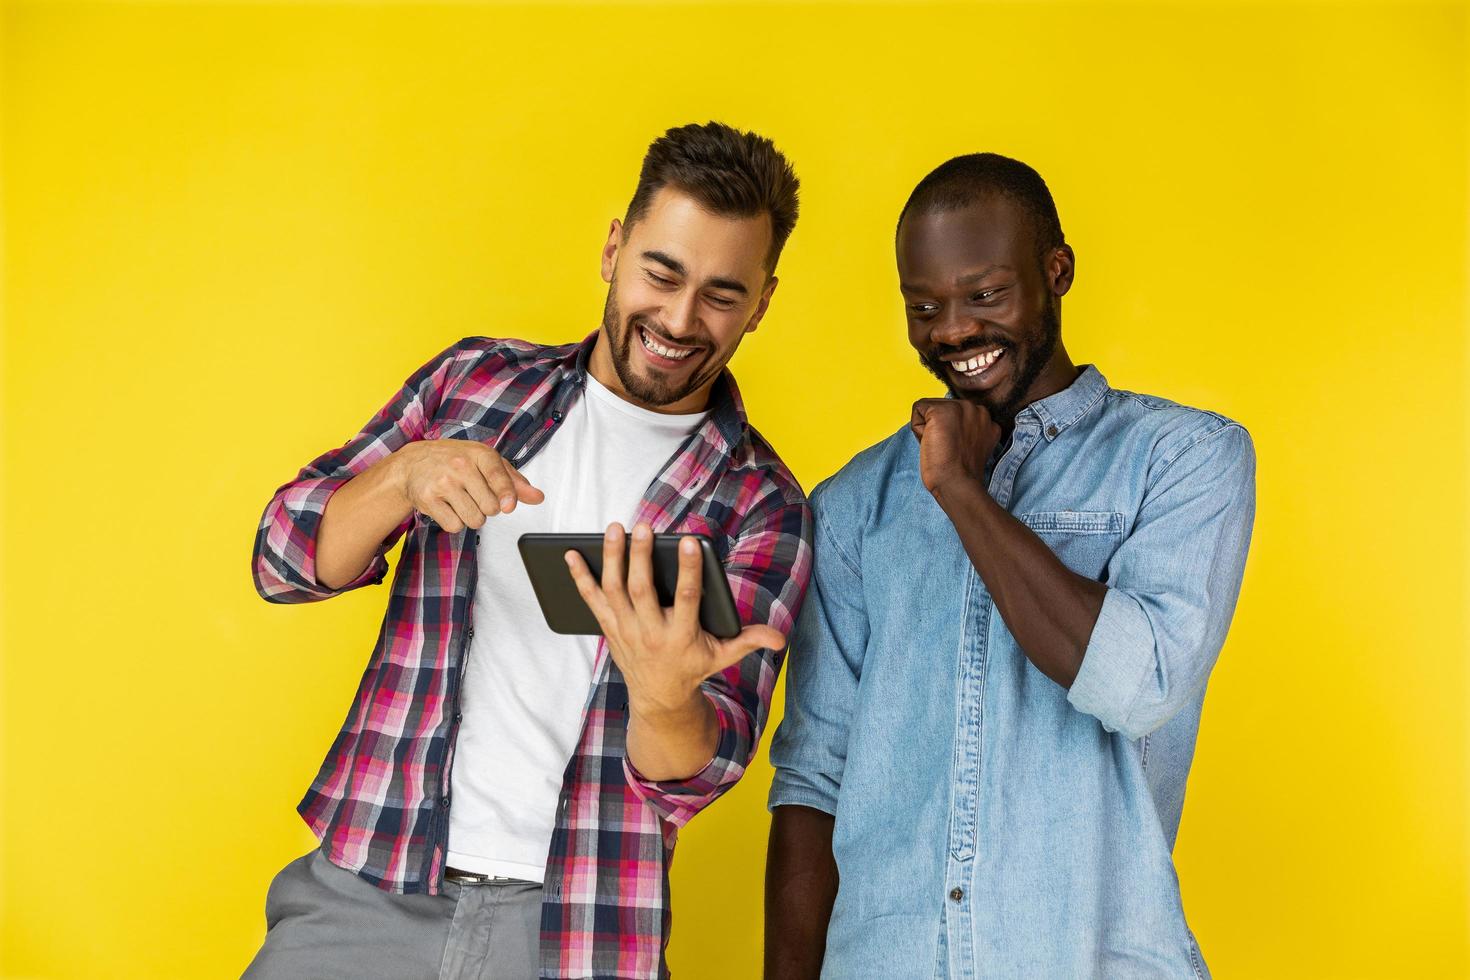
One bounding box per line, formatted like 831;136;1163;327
244;121;813;980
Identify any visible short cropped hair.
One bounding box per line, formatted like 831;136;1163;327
897;153;1064;258
625;121;800;273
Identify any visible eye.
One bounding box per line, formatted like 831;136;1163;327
645;271;676;288
971;288;999;302
908;302;938;315
706;294;737;310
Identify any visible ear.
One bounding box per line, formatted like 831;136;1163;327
1049;244;1076;298
601;219;623;284
743;276;779;335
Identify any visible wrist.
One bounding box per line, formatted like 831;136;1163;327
628;686;710;728
930;470;988;510
378;443;417;508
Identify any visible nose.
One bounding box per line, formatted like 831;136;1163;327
664;288;700;339
931;306;981;348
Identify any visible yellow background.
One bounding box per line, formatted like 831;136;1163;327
3;1;1466;977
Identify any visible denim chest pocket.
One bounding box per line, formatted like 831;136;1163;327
1016;510;1126;581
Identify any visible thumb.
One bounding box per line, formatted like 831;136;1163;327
709;624;787;675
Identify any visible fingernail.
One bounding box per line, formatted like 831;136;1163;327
681;538;696;553
635;525;650;540
501;495;515;510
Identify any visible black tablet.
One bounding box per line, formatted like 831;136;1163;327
517;532;743;639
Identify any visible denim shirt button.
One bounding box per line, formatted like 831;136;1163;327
949;887;964;902
1046;424;1059;438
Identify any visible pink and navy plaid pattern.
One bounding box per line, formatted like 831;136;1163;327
252;333;812;979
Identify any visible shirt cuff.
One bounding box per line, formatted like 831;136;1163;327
766;777;839;816
1067;587;1155;738
294;476;390;595
623;688;747;829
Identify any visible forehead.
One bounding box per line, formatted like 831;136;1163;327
896;195;1036;282
625;187;773;280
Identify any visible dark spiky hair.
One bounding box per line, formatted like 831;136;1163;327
624;121;800;274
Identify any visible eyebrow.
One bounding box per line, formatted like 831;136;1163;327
956;265;1011;285
642;250;749;296
900;264;1012;293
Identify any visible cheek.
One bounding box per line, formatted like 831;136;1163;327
704;312;755;352
615;280;662;316
709;323;745;352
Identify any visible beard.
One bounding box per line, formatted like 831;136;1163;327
919;298;1061;426
600;285;720;409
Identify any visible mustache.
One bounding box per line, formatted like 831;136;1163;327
925;337;1014;362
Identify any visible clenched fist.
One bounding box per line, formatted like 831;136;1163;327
909;398;1003;499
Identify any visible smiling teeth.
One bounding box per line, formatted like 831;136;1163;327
953;348;1003;375
641;328;695;360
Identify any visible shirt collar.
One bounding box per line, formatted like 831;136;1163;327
565;330;747;451
1019;363;1110;441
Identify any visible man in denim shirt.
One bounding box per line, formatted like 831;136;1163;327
765;154;1255;980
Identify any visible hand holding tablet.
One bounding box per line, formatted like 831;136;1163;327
520;523;786;705
519;528;742;638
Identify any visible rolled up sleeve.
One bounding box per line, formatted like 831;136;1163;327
253;475;396;602
623;685;750;828
768;485;867;817
1068;423;1256;739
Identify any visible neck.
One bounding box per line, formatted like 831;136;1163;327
1022;346;1081;409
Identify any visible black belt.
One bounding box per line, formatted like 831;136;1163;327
444;866;518;885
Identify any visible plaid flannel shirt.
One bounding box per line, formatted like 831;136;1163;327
252;333;813;979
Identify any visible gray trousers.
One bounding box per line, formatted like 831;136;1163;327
243;849;542;980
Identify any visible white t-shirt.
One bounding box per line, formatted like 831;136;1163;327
446;373;708;882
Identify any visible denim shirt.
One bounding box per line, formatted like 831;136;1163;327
768;365;1255;980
